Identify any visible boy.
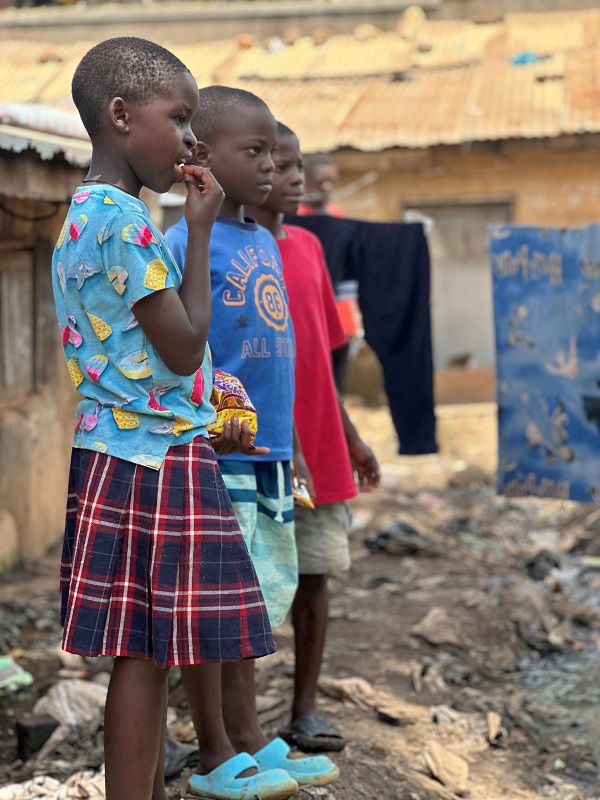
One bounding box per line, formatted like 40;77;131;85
165;87;339;796
247;122;380;753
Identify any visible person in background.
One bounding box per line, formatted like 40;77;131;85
248;121;380;754
296;152;359;391
296;153;345;218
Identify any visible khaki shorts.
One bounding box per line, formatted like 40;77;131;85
294;501;351;575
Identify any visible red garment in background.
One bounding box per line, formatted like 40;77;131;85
297;201;346;218
295;202;359;337
278;224;357;505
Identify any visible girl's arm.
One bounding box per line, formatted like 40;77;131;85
132;165;224;375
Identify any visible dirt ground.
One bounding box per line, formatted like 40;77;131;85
2;399;600;800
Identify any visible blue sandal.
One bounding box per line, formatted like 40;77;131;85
186;752;299;800
253;737;340;787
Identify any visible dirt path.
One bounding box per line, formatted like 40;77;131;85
2;400;599;800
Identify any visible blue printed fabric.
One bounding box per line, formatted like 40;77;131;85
491;223;600;502
52;184;215;469
166;216;295;461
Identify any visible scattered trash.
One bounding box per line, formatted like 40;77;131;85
0;657;34;693
318;676;375;711
525;549;561;581
486;711;507;747
3;403;600;800
0;768;105;800
33;680;107;728
364;520;441;557
431;705;462;727
163;737;198;780
375;697;418;727
15;713;59;762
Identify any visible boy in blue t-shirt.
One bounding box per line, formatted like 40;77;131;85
166;86;339;795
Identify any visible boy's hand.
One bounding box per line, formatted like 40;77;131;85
348;438;380;492
211;416;270;457
181;164;224;231
292;450;316;502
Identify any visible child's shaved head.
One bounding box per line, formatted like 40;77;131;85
277;121;296;139
193;85;270;143
72;37;191;138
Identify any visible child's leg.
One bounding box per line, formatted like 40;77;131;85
150;681;168;800
291;573;329;720
222;659;267;755
279;503;350;752
181;662;256;776
104;656;170;800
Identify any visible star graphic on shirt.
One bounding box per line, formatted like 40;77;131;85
236;313;249;328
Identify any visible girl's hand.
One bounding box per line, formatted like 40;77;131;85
211;416;270;457
181;164;224;232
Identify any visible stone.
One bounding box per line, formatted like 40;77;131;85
411;607;463;647
423;740;469;796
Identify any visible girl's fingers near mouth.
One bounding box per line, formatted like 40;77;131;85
181;164;209;192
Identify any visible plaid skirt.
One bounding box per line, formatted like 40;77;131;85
60;438;276;668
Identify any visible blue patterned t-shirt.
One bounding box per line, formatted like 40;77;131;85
51;184;215;469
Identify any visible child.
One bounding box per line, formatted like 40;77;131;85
247;122;380;753
296;153;345;218
53;39;293;800
165;86;340;794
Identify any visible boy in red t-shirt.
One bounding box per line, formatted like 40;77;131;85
248;123;380;753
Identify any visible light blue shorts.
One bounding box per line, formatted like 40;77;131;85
219;460;298;628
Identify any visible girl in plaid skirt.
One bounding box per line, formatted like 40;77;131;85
52;38;287;800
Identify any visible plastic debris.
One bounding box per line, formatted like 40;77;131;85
0;656;34;693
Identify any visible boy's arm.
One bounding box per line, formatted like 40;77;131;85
337;392;380;492
133;166;224;376
293;424;316;501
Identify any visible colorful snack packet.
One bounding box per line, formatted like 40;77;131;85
206;369;258;444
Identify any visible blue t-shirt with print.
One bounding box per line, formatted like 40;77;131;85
166;216;295;461
52;184;215;469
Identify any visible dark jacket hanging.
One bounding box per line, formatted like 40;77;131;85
286;215;437;455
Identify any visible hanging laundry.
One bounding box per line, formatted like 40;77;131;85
287;215;437;455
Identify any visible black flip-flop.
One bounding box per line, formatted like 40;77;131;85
278;713;347;753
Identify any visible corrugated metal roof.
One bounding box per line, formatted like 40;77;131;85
254;55;600;152
0;41;68;105
0;122;90;166
3;8;600;156
171;41;241;87
0;103;87;139
411;19;503;71
242;80;368;152
226;33;415;80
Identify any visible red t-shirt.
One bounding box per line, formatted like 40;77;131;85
278;224;357;505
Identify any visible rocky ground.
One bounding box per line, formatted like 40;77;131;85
2;399;600;800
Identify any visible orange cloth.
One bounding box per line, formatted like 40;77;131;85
297;201;346;218
336;297;360;338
